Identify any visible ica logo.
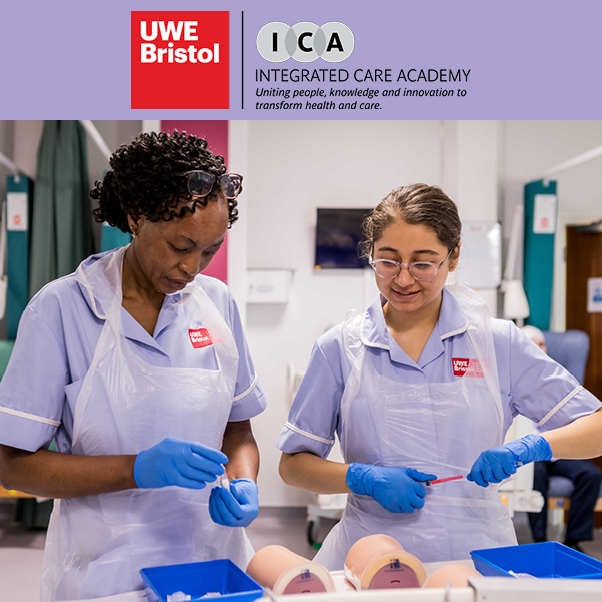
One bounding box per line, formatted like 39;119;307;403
257;22;354;63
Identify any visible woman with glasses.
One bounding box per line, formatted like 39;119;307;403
0;131;266;601
277;183;602;569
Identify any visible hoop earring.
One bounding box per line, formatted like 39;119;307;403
131;231;138;239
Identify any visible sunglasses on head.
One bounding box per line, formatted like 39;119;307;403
173;170;243;200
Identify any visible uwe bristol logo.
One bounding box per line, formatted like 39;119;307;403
257;22;354;63
131;11;229;109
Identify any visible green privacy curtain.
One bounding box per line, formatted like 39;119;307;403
523;179;557;330
5;174;33;339
29;121;94;298
101;223;132;252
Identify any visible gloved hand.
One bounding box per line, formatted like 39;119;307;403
467;434;552;487
346;462;436;513
209;478;259;527
134;437;228;489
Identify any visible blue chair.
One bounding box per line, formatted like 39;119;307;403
542;330;602;512
543;330;589;385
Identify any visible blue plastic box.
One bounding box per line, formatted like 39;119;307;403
471;542;602;579
140;559;264;602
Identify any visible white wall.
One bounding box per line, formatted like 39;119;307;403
13;120;43;178
227;121;250;327
232;120;502;506
448;121;502;311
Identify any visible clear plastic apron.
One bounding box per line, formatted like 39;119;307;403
314;284;517;570
41;247;254;601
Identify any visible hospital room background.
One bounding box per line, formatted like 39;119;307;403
1;120;602;597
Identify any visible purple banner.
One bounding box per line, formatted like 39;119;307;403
1;0;601;118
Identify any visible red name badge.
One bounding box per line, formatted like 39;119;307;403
452;357;484;378
189;328;213;349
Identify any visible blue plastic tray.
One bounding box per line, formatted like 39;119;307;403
141;559;264;602
471;542;602;579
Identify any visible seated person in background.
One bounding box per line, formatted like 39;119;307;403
522;325;602;552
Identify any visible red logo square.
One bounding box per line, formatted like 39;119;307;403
452;357;484;378
189;328;213;349
131;11;229;109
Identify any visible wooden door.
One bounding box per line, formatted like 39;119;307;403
566;224;602;494
566;224;602;400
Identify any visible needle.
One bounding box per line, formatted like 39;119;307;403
424;475;464;486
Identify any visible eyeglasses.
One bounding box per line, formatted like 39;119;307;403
174;170;243;200
369;248;453;281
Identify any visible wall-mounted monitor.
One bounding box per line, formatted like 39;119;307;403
315;208;373;269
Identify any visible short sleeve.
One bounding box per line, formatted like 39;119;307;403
0;306;69;452
227;293;267;422
276;331;344;458
507;323;602;430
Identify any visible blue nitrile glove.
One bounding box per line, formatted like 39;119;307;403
209;478;259;527
134;437;228;489
467;434;553;488
346;463;437;513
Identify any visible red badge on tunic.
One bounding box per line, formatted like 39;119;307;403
452;357;484;378
189;328;213;349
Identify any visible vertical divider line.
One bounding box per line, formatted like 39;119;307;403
238;11;240;108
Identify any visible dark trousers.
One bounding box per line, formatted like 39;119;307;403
528;460;602;542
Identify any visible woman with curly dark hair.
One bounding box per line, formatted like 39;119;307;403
0;131;266;601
